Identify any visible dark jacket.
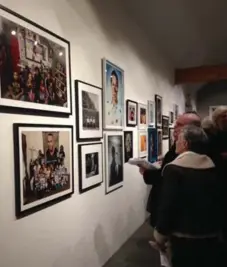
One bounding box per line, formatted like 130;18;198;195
143;144;177;227
155;151;221;236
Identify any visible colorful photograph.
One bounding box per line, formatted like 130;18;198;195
138;130;148;158
138;103;147;129
126;99;137;127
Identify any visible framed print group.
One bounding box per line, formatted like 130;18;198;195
126;100;137;127
102;58;124;130
104;132;124;194
78;142;103;193
148;100;155;127
148;128;158;163
155;95;162;127
75;80;103;141
0;5;72;115
13;123;74;217
138;103;147;129
138;130;148;158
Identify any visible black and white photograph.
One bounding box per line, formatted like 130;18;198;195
169;111;174;124
157;129;163;159
104;132;123;194
78;142;103;193
75;80;103;141
0;6;71;115
126;99;137;127
124;131;133;162
162;115;169;139
13;123;74;217
174;104;179;120
148;100;155;127
155;94;162;128
138;103;147;129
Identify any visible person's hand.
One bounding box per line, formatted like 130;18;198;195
139;166;145;175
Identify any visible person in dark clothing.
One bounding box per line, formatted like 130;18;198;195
140;111;201;227
154;125;222;267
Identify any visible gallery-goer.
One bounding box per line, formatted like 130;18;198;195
154;125;222;267
139;111;201;228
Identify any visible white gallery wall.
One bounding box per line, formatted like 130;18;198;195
0;0;185;267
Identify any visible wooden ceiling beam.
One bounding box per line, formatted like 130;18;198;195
175;65;227;84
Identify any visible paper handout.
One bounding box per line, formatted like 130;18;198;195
128;158;161;169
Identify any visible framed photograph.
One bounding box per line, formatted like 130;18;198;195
162;115;169;139
155;94;162;128
104;132;124;194
138;130;148;158
174;104;179;120
124;131;133;162
148;100;155;127
157;129;163;159
148;128;158;163
102;58;124;130
78;142;103;193
126;99;137;127
169;111;174;124
13;123;74;217
138;103;147;129
75;80;103;141
169;128;174;149
0;5;72;115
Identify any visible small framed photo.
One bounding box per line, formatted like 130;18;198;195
104;132;124;194
13;123;74;217
75;80;103;141
157;129;163;159
169;128;174;149
138;130;148;158
78;142;103;193
169;111;174;124
162;115;169;139
148;100;155;127
155;95;162;128
102;58;124;130
138;103;147;129
174;104;179;120
148;128;158;163
124;131;133;162
126;100;138;127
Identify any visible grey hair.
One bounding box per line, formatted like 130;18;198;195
181;125;208;154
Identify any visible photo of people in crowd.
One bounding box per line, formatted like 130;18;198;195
85;152;99;178
0;15;69;110
19;129;72;207
82;91;100;130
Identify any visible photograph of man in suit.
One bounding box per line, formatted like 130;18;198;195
109;145;123;186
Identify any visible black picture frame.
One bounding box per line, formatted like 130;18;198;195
13;123;74;218
124;131;133;162
126;99;138;127
78;142;103;193
155;94;162;128
0;5;72;117
75;80;103;142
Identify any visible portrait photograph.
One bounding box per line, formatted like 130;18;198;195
124;131;133;162
148;100;155;127
0;6;71;115
157;129;163;159
103;58;124;130
78;142;103;193
169;111;174;124
162;115;169;139
13;123;74;217
155;94;162;128
174;104;179;120
148;128;158;163
75;80;103;141
138;130;148;158
126;99;137;127
169;128;174;149
104;132;124;194
138;103;147;129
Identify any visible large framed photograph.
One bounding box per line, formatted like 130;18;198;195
104;132;124;194
126;99;137;127
13;123;74;217
138;130;148;158
138;103;147;129
169;128;174;149
162;115;169;139
148;100;155;127
155;94;162;128
157;129;163;159
148;128;158;163
102;59;124;130
75;80;103;141
78;142;103;193
124;131;133;162
0;5;72;115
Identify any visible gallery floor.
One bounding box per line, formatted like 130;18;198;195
104;221;161;267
